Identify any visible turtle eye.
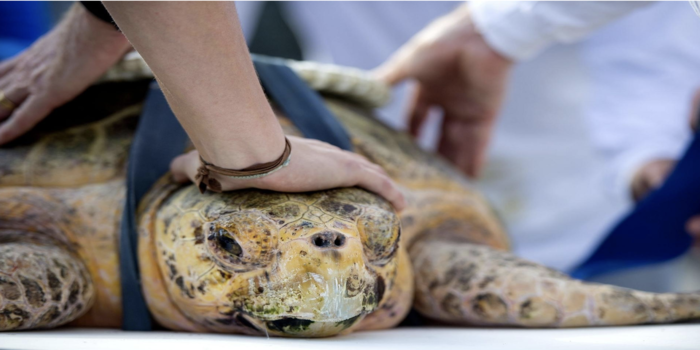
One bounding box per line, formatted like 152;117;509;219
216;229;242;256
205;212;277;272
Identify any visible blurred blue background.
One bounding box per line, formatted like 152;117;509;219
0;1;69;59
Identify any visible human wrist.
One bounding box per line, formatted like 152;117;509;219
52;3;131;69
194;136;291;193
190;107;288;171
77;4;131;55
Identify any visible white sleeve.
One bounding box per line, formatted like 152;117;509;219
580;1;700;203
470;1;652;61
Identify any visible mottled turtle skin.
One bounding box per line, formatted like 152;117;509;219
1;62;699;337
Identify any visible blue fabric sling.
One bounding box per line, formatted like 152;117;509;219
119;57;353;330
572;125;700;279
119;82;187;330
251;55;353;151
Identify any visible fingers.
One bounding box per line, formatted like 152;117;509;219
323;145;404;210
0;95;53;145
407;86;431;137
630;159;677;202
0;58;16;77
686;216;700;247
171;139;405;212
348;152;387;175
349;155;405;211
691;89;700;132
688;217;700;236
0;87;29;121
438;116;494;178
353;166;406;211
170;150;199;183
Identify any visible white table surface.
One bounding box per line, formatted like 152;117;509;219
1;325;699;350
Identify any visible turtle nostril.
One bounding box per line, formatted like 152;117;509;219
311;232;345;248
313;236;329;248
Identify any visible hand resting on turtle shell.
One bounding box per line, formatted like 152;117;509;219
375;4;513;179
0;4;131;145
171;137;406;211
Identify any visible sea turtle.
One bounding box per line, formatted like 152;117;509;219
1;58;699;337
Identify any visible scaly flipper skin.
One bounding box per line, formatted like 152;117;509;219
0;183;124;330
0;242;94;330
410;241;700;327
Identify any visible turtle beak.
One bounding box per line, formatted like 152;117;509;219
264;315;363;337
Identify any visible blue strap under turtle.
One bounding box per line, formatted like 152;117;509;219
251;55;353;151
119;57;353;330
571;125;700;279
119;82;187;330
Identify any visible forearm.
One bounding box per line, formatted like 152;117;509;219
102;1;285;168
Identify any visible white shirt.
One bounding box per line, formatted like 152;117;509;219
471;1;651;61
475;1;700;271
236;1;700;273
473;1;700;203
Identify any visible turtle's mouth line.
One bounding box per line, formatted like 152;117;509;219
242;313;364;333
256;313;363;323
236;313;268;335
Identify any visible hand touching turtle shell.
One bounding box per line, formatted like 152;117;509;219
0;4;131;144
171;136;406;211
375;4;513;178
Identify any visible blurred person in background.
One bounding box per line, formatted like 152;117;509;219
238;1;700;291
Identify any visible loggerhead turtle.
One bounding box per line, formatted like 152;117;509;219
0;58;698;337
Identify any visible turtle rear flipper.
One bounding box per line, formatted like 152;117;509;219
0;241;94;331
409;240;700;327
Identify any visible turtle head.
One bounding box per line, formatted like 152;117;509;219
146;185;401;337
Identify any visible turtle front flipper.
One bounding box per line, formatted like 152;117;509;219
0;240;94;331
0;189;101;331
409;240;700;327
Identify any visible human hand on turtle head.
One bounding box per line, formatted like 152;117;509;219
0;3;131;145
170;135;407;212
632;89;700;248
374;4;513;178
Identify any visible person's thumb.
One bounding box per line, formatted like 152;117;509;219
170;150;199;183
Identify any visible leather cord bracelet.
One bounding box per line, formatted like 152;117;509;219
194;137;292;193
